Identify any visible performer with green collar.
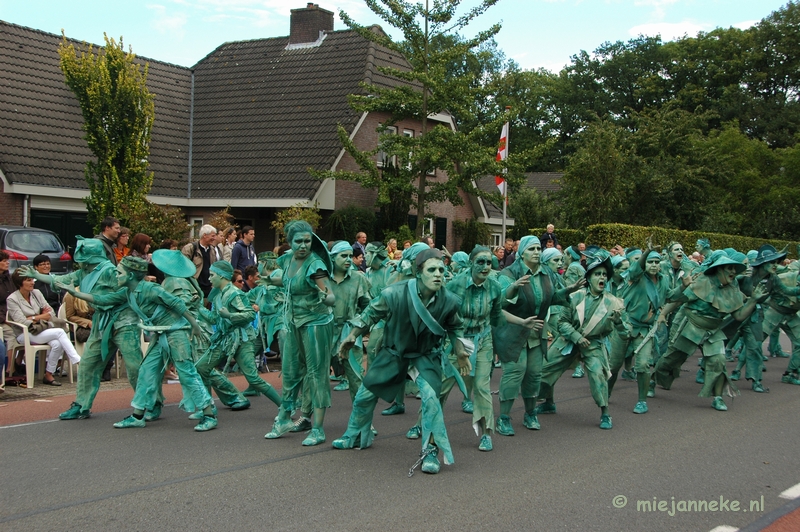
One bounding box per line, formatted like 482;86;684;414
21;237;143;420
607;246;688;414
332;249;469;475
265;221;336;446
652;253;764;411
195;260;282;418
494;235;583;435
539;255;627;429
754;246;800;386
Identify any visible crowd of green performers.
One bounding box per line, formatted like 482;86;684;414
22;224;800;475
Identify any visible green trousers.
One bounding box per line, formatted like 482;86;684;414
76;325;142;410
197;340;276;406
540;346;609;408
498;343;544;403
440;334;494;433
762;307;800;375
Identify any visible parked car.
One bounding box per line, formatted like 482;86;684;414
0;226;72;274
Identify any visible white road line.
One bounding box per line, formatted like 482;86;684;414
708;526;738;532
0;419;59;430
779;481;800;500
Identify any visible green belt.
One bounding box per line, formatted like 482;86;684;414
686;310;723;331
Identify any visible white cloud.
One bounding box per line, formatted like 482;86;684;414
147;4;188;39
634;0;680;21
628;20;710;41
732;19;758;30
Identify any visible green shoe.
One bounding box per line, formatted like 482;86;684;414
695;369;705;384
144;403;162;422
332;435;360;449
599;414;613;430
781;373;800;385
113;415;145;428
523;411;541;430
711;396;728;411
265;417;295;439
752;381;768;393
290;416;312;432
621;369;635;381
228;398;251;411
421;446;440;474
572;366;585;378
189;404;217;420
301;428;326;446
333;379;350;391
406;425;421;439
633;401;648;414
381;403;405;416
496;415;515;436
194;415;218;432
534;401;556;415
242;388;260;397
762;354;770;361
478;434;493;452
730;370;741;381
329;374;343;381
461;400;473;414
772;351;789;358
59;402;90;420
646;380;656;398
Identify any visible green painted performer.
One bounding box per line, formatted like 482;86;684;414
494;235;583;435
265;221;336;446
652;253;765;411
21;237;143;420
332;249;470;475
539;255;627;429
195;261;282;418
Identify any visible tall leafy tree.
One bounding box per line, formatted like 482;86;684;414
317;0;528;238
58;33;155;232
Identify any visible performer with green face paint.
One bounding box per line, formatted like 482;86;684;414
652;253;765;411
333;249;469;475
540;255;627;429
265;221;336;446
63;255;218;431
195;260;282;419
751;246;800;386
494;235;584;435
607;246;687;414
21;237;143;420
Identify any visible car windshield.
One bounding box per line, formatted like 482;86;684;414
7;231;63;253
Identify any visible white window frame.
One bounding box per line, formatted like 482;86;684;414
491;233;502;248
376;125;397;167
189;217;204;240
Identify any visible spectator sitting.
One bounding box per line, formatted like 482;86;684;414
64;289;93;344
0;250;20;371
114;227;131;263
32;254;61;313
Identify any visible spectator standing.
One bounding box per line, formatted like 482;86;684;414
114;227;131;263
386;238;398;260
498;238;515;269
539;224;559;248
220;227;236;262
231;226;256;273
181;224;218;299
95;216;121;265
353;232;367;272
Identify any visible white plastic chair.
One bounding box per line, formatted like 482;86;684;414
6;313;52;389
56;305;81;383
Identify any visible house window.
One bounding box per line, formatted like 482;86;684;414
376;125;397;167
491;233;501;248
190;217;204;240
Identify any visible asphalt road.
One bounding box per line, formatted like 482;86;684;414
2;352;799;532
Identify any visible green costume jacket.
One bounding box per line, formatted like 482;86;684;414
622;259;680;337
550;289;627;358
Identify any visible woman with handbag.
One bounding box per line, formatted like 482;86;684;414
64;289;93;343
7;270;81;386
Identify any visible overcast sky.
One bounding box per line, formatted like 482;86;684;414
0;0;790;72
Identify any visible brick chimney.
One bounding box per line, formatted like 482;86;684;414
289;3;334;45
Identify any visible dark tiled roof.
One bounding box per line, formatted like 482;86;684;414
0;21;191;197
475;172;563;219
189;29;406;199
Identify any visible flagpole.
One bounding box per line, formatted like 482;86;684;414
501;106;510;244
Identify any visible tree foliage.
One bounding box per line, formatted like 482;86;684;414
271;203;322;243
58;33;155;233
316;0;533;238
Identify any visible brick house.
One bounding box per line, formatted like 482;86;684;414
0;4;499;251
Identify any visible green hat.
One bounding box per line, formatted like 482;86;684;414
752;244;787;267
415;248;443;269
152;249;194;278
73;236;107;264
120;255;149;272
210;260;233;280
703;252;746;276
565;246;581;261
585;255;613;280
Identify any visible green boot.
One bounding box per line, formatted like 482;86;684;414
711;396;728;411
113;415;146;428
496;415;515;436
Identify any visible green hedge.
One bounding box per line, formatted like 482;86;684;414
531;223;798;259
